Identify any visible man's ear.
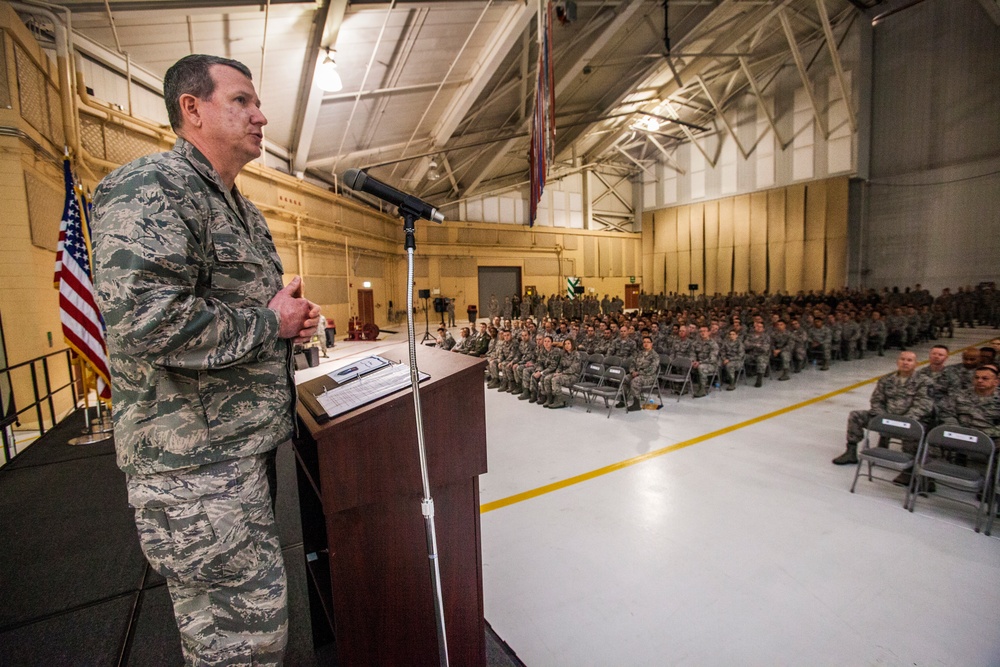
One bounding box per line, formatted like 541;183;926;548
178;92;202;129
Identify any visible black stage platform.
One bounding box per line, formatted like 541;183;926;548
0;409;524;666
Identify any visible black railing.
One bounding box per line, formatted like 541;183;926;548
1;348;80;464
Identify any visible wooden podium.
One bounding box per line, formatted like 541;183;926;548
294;344;488;666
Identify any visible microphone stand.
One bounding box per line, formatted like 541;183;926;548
401;206;450;667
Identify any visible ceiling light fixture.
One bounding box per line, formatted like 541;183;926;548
316;47;343;93
427;158;441;181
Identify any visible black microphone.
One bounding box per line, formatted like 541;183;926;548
342;169;444;223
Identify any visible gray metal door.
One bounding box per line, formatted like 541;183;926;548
477;267;521;320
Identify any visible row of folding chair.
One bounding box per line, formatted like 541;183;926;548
568;361;628;418
850;414;998;534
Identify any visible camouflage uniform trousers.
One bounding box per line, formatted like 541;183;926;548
623;373;656;403
771;348;791;371
808;341;831;364
128;454;287;666
745;351;769;376
542;370;577;398
845;410;920;452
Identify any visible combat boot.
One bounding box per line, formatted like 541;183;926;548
549;397;568;409
793;359;802;373
754;373;763;388
627;399;642;412
487;379;500;389
693;380;706;398
831;443;858;465
779;368;790;381
820;360;829;371
517;389;531;400
528;387;539;404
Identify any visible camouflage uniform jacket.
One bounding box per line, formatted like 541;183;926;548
555;350;584;378
743;331;772;357
806;325;831;347
938;388;1000;439
670;338;695;360
435;331;456;350
632;348;660;382
719;339;745;367
609;336;637;360
692;338;719;365
941;364;975;394
770;330;791;351
92;139;292;476
869;372;934;421
514;338;537;364
539;346;563;374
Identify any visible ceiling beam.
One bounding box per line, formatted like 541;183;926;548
817;0;856;133
778;7;828;139
696;75;748;160
289;0;349;176
398;1;535;187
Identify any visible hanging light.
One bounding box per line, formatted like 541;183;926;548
316;47;343;93
645;116;660;132
427;158;441;181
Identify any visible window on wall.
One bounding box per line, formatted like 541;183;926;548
756;95;775;189
662;165;678;204
792;88;815;181
827;71;853;174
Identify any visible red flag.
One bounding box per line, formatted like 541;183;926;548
54;158;111;403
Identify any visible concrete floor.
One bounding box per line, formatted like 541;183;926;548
304;323;1000;667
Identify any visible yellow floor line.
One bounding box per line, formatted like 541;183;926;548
480;342;989;514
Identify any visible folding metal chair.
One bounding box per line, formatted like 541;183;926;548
850;414;925;505
588;365;627;418
908;425;996;533
660;356;693;401
602;355;622;370
570;361;605;409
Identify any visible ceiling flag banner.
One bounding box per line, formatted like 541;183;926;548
54;157;112;403
529;0;555;227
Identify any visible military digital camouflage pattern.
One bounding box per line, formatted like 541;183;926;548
743;330;771;375
624;347;659;403
129;455;287;665
92;139;294;476
845;371;934;443
806;323;832;363
543;349;584;397
938;388;1000;439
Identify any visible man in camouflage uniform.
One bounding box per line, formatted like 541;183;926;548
542;339;584;408
486;329;513;388
770;319;793;381
506;330;538;394
433;326;455;350
618;336;660;411
92;55;320;665
938;365;1000;440
788;318;808;371
716;328;743;390
743;321;772;387
867;310;888;356
806;316;832;371
691;325;719;398
941;347;980;396
608;326;637;367
831;351;934;465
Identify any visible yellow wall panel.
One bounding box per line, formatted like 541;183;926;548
718;198;734;247
654;208;673;254
803;239;825;291
689;203;705;249
717;246;734;294
805;179;826;241
733;245;750;293
825;237;848;290
705;251;719;295
651;252;665;294
768;243;785;293
826;176;848;239
704;200;719;249
750;192;768;245
733;195;751;247
767;189;786;245
785;241;804;289
666;251;679;294
677;252;691;291
750;245;767;293
786;184;805;242
691;247;704;293
676;205;690;251
643;211;655;257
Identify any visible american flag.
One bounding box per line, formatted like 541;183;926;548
529;0;555;227
54;158;111;402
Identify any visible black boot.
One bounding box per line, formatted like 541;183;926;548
627;399;642;412
754;373;763;388
779;368;790;381
832;443;858;465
